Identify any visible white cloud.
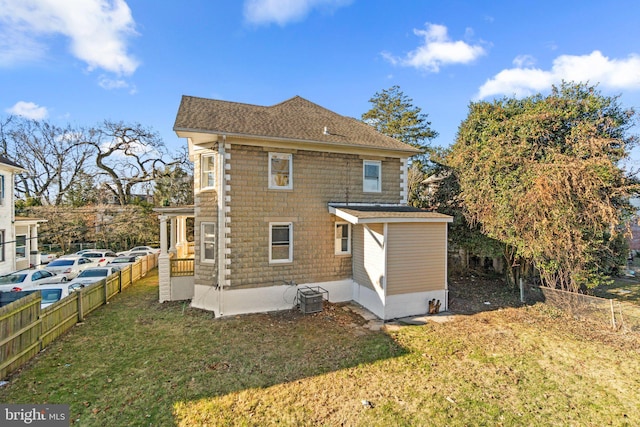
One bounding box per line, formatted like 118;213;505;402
6;101;49;119
477;50;640;99
383;23;486;73
243;0;352;26
513;54;536;68
0;0;139;75
99;76;129;90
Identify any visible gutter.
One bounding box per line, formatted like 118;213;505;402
174;127;420;157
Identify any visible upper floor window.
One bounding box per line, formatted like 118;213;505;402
269;222;293;263
15;234;26;259
201;154;216;190
201;222;215;263
363;160;381;192
335;222;351;255
269;153;292;190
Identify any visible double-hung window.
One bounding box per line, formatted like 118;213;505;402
15;235;26;259
270;222;293;263
363;160;381;192
335;222;351;255
201;154;216;190
269;153;292;190
201;222;215;263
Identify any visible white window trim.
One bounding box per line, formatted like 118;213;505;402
363;160;382;193
201;154;216;191
268;152;293;190
335;222;351;255
0;174;5;205
15;234;26;259
200;222;216;264
269;222;293;264
0;229;5;262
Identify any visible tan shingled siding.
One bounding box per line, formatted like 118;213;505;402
386;223;447;295
223;144;401;289
193;153;218;287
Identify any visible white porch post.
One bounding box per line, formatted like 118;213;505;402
160;215;168;254
169;217;177;253
176;216;187;258
158;215;171;302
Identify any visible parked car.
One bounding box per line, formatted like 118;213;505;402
108;255;139;266
118;246;160;256
38;284;71;309
44;257;97;280
39;252;58;264
60;249;107;258
80;251;119;266
0;269;62;292
127;251;154;258
66;266;121;291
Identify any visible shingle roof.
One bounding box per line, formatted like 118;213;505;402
174;95;420;154
0;155;25;171
329;204;453;223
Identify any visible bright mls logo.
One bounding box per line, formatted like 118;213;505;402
1;404;68;426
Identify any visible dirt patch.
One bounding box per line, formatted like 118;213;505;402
448;274;523;314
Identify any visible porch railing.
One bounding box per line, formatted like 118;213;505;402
170;258;195;277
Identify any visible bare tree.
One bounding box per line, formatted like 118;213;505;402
84;121;179;205
0;117;93;205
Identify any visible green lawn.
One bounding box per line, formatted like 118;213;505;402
1;270;639;426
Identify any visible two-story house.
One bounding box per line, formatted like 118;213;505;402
0;156;43;275
157;96;452;320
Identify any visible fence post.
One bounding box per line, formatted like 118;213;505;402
77;291;84;322
103;279;109;304
610;299;616;330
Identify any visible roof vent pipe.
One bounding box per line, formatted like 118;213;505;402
323;126;329;135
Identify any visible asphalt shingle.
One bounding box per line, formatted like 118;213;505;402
174;95;420;154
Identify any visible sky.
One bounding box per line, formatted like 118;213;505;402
2;0;640;167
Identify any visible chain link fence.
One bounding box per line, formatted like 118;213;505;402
527;286;640;333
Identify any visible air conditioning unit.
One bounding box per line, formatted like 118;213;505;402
297;286;328;314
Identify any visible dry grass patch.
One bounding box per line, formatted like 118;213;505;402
1;271;639;426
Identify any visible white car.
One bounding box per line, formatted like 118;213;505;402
80;251;119;266
118;246;160;256
0;269;62;292
108;255;140;266
44;257;97;280
67;266;121;291
59;250;90;258
38;284;71;309
39;252;58;264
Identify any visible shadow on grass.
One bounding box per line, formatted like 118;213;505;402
0;269;409;426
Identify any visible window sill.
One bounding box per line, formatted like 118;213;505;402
267;187;293;192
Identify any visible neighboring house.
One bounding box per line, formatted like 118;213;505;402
0;156;44;275
156;95;452;320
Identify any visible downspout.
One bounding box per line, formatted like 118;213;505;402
217;136;227;316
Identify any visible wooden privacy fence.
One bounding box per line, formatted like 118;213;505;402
0;254;158;380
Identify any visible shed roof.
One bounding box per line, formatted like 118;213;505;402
174;95;420;155
329;204;453;224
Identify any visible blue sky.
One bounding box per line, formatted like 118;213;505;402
2;0;640;166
